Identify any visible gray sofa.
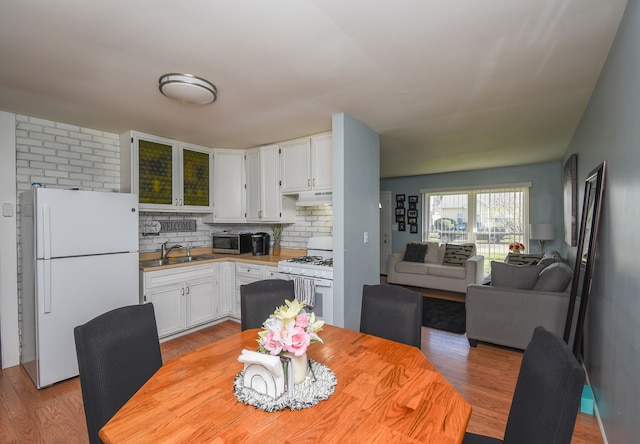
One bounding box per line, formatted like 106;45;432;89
387;242;485;293
466;251;572;350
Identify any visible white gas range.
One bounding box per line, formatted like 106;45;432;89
277;236;333;324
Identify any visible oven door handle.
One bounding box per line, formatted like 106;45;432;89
276;273;332;287
313;279;332;287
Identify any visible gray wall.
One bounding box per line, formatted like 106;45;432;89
381;161;563;255
333;113;380;330
564;1;640;442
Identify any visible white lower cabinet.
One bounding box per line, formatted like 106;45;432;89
218;261;236;318
144;282;185;338
234;262;284;320
142;261;283;335
142;263;218;339
186;273;217;328
234;262;263;319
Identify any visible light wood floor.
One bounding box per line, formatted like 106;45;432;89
0;292;602;444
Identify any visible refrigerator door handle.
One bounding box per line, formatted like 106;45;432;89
43;260;52;313
41;204;52;260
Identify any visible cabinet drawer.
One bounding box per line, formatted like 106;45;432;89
235;262;262;278
144;264;216;288
263;266;279;279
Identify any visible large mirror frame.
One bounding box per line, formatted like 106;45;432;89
564;161;606;358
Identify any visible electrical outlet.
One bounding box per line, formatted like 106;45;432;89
2;203;14;217
363;231;369;243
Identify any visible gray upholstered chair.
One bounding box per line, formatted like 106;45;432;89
466;257;572;350
463;326;585;444
240;279;295;330
360;284;423;348
74;303;163;444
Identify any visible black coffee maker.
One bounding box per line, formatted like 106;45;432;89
251;232;270;256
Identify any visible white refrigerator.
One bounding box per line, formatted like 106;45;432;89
20;188;140;388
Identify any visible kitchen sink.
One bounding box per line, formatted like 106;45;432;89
173;254;216;263
139;254;216;268
139;258;173;267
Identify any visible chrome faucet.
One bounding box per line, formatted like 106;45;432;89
161;241;183;259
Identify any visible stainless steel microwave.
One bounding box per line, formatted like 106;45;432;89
212;232;253;254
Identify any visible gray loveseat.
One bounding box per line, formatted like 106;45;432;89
466;251;572;350
387;242;485;293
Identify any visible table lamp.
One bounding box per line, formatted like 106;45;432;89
530;223;555;253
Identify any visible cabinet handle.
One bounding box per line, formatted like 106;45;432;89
181;288;185;296
186;285;190;295
258;210;262;218
313;178;316;186
308;178;311;187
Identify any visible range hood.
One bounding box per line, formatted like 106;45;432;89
296;191;333;206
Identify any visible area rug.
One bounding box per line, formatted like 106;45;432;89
422;297;466;334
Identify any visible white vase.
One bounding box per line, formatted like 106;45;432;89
283;352;308;384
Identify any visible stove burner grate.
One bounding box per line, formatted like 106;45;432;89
287;256;333;267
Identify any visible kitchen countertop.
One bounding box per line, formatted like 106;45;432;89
138;247;305;272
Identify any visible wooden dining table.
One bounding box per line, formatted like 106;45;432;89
100;325;471;444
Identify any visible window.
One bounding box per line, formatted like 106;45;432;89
422;184;530;274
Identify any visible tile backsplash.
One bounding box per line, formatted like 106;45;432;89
138;205;333;253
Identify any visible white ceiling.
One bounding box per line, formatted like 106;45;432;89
0;0;627;178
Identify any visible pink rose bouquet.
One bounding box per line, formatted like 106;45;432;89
257;299;324;357
509;242;525;253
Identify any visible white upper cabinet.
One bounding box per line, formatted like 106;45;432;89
120;131;213;212
210;149;246;223
310;132;333;191
245;148;262;221
280;138;311;193
280;132;332;194
246;145;296;223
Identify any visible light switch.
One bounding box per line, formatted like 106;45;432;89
2;203;14;217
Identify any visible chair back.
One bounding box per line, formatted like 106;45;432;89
502;326;585;444
74;303;163;444
360;284;423;347
240;279;295;330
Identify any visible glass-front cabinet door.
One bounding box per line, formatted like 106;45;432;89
138;138;175;206
121;131;213;212
180;144;213;211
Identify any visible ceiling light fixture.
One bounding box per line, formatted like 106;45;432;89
158;73;217;105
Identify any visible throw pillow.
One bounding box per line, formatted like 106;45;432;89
532;262;573;292
505;253;542;266
490;261;544;290
538;250;563;268
403;243;428;263
442;243;475;267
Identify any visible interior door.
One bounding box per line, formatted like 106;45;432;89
379;191;392;274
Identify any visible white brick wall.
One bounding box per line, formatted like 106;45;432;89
15;115;120;194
